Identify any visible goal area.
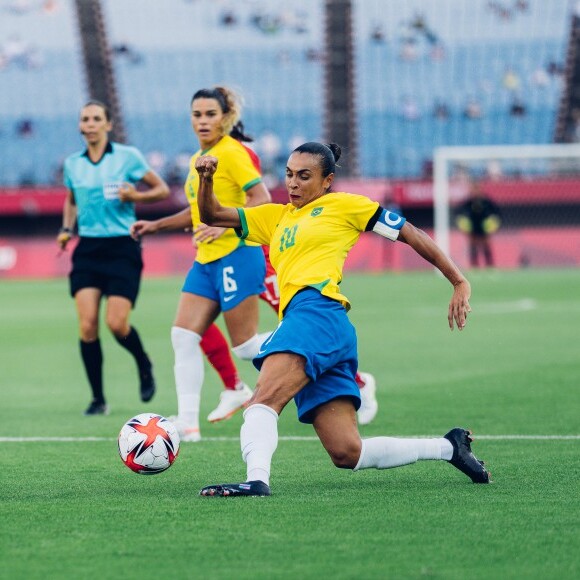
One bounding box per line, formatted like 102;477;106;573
433;144;580;269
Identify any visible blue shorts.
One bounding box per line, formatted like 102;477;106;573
253;288;360;424
182;245;266;311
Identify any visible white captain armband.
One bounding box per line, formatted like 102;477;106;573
367;207;406;241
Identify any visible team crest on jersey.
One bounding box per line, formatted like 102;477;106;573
311;207;324;217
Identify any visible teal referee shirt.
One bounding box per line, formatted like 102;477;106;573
63;142;150;237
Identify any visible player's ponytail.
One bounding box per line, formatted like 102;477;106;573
230;120;253;142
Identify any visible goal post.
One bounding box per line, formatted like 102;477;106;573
433;144;580;269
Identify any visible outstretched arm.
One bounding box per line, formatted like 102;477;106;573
131;207;192;239
195;155;241;228
398;221;471;331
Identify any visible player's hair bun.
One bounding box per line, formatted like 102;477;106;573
326;143;342;163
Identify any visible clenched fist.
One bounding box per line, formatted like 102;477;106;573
195;155;218;180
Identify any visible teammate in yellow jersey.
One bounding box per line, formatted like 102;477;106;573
194;141;490;497
132;86;273;441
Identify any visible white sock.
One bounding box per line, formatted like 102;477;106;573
354;437;453;470
232;331;272;360
240;403;278;485
171;326;204;428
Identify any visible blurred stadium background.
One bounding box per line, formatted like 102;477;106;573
1;0;580;275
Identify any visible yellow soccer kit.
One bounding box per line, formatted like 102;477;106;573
185;135;262;264
236;192;403;317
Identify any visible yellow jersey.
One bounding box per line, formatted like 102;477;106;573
185;135;262;264
237;192;393;317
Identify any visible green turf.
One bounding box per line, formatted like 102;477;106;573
1;270;579;579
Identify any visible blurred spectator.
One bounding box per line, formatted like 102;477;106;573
305;47;323;62
516;0;529;12
42;0;60;14
410;13;439;45
486;160;503;181
502;67;520;92
112;42;143;65
433;99;450;120
370;24;386;44
220;9;238;27
463;97;483;119
531;66;550;88
547;61;565;77
510;96;527;117
401;96;420;120
399;39;418;61
16;118;34;138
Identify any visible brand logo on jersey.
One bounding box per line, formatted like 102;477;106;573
310;207;324;217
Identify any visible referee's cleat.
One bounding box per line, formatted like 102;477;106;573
139;356;156;403
199;480;271;497
444;427;491;483
84;400;109;416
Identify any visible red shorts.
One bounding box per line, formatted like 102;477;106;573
259;246;279;314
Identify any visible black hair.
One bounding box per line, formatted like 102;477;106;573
82;100;112;121
229;120;253;142
292;142;342;177
191;88;229;112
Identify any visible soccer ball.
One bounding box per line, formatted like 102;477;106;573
118;413;180;475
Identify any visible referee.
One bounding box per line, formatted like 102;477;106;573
57;100;170;415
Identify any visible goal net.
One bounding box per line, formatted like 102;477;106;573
433;144;580;269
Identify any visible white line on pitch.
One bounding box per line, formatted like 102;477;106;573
1;435;579;443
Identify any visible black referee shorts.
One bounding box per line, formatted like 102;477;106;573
69;236;144;306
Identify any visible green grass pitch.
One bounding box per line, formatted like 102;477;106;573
1;269;579;579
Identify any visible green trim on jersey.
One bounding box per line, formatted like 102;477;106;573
242;177;262;191
236;208;249;239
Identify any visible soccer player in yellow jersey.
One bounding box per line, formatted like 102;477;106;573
132;87;273;441
195;142;491;497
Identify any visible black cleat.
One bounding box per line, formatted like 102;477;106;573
444;427;491;483
199;480;271;497
139;356;156;403
84;400;109;416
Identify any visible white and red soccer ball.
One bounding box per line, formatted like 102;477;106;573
118;413;180;475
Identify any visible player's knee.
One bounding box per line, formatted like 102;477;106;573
327;442;361;470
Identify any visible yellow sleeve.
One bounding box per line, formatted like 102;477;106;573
342;193;381;230
236;204;285;245
227;145;262;191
